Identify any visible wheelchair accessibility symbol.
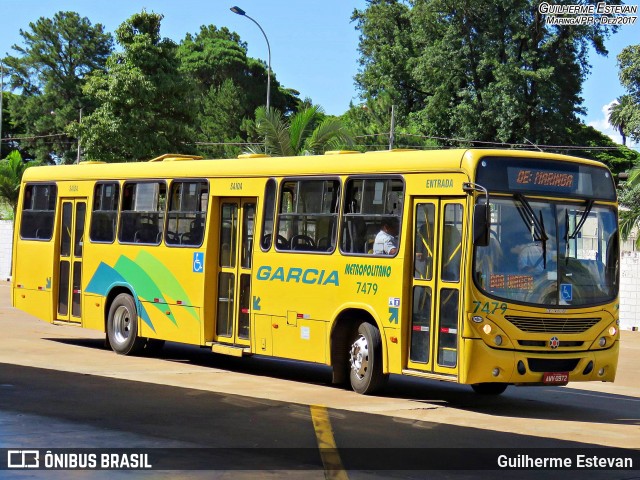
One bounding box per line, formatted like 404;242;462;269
560;283;572;302
193;252;204;273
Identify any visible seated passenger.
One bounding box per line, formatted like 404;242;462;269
373;217;399;255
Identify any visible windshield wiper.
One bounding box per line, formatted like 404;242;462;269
568;199;594;240
515;194;548;242
515;193;549;269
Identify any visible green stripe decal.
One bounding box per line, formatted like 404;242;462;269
135;251;200;323
85;261;155;332
114;256;177;326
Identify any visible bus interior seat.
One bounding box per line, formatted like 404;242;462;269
290;234;315;251
181;219;205;245
134;224;159;244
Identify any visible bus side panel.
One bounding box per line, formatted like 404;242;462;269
139;302;201;345
82;293;104;331
252;314;273;355
271;316;327;363
383;326;402;374
460;338;515;385
83;244;205;346
13;239;55;323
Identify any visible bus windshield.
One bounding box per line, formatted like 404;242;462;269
473;196;619;307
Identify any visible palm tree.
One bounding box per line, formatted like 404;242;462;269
618;159;640;248
251;105;353;156
608;96;633;146
0;150;29;218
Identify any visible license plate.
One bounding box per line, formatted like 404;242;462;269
543;372;569;385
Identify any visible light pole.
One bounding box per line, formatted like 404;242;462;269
230;6;271;110
76;107;82;163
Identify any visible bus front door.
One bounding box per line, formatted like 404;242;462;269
215;198;256;347
56;198;87;323
407;198;464;376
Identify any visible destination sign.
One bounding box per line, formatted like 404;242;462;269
508;167;577;192
475;157;616;201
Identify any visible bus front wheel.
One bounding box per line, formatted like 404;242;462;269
349;322;388;395
471;383;508;395
107;294;146;355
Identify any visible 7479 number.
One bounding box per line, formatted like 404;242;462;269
356;282;378;295
472;301;507;314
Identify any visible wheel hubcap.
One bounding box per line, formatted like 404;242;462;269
113;305;131;344
349;334;369;379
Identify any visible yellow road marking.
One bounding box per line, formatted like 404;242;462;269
310;404;349;480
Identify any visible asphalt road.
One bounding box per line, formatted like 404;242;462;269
0;282;638;479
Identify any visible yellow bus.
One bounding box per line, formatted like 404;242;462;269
11;149;620;395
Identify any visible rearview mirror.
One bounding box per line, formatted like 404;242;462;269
473;204;490;246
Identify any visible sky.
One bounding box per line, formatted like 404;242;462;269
0;0;638;148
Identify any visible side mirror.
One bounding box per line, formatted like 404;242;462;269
473;204;490;246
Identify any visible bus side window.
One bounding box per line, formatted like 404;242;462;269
340;177;404;256
441;204;463;282
119;182;166;245
260;179;277;251
20;184;57;241
90;182;119;243
414;203;435;280
276;179;340;253
166;180;208;247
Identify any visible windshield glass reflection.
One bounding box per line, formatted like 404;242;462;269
474;197;618;306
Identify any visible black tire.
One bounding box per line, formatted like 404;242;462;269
107;293;146;355
349;322;388;394
471;383;508;395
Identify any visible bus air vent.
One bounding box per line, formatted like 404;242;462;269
505;316;599;333
527;358;580;373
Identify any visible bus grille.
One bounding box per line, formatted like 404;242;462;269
504;316;600;333
528;358;580;373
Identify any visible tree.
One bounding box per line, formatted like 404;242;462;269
616;44;640;143
2;11;113;163
615;44;640;244
77;11;196;162
352;0;622;146
0;150;29;218
0;92;29;159
251;105;353;156
176;25;299;158
619;176;640;248
342;92;440;150
566;123;639;178
609;96;635;146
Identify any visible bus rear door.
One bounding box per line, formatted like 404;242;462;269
407;198;464;376
214;198;256;349
56;198;87;323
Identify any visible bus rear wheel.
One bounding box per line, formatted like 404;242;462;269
471;383;508;395
349;322;388;395
107;293;146;355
